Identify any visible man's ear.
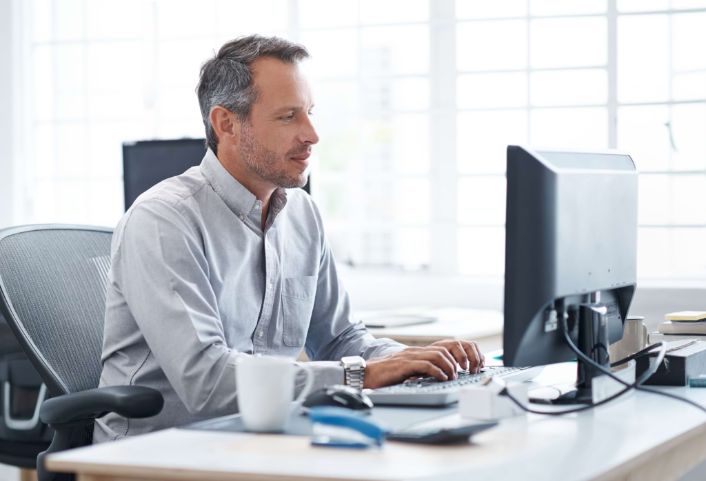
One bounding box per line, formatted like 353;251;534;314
209;106;240;147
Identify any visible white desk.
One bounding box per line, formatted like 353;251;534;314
47;364;706;481
363;307;503;352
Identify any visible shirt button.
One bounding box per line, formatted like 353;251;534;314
239;214;245;220
258;331;264;338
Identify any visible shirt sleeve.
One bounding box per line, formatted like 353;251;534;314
303;217;406;364
114;200;242;416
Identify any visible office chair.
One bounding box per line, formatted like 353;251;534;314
0;225;163;481
0;313;51;478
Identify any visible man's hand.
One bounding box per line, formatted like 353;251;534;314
363;340;485;389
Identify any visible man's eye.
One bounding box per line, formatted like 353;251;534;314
280;113;295;121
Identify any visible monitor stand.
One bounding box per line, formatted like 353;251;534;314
550;303;610;405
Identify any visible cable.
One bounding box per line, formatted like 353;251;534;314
502;309;706;416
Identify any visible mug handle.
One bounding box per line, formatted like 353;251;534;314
293;363;314;407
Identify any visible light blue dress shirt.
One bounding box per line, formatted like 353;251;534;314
93;149;404;442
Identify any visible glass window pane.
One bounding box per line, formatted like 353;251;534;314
671;228;706;279
638;174;706;226
457;110;528;174
618;15;670;103
457;20;527;71
361;26;429;75
31;0;52;43
637;227;671;279
156;0;216;39
358;114;429;175
393;178;430;225
639;228;706;280
360;0;428;24
673;13;706;72
311;79;359;114
53;0;84;41
458;227;505;277
674;72;706;101
55;123;88;179
32;46;54;121
530;107;608;149
87;179;124;227
314;116;361;175
617;105;671;172
617;0;669;11
672;0;706;8
638;175;670;225
54;45;85;94
671;103;706;171
299;0;358;28
391;114;429;174
530;0;606;15
530;69;607;106
672;175;706;225
86;0;147;39
362;77;429;112
88;120;151;179
457;73;527;109
158;40;216;89
302;29;359;78
456;0;527;19
458;176;506;225
34;125;56;178
87;42;143;94
217;0;289;33
393;228;430;269
530;17;607;68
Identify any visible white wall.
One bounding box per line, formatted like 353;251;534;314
0;0;16;227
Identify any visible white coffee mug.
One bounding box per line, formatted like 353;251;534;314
235;355;314;432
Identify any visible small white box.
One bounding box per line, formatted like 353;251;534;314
458;378;528;421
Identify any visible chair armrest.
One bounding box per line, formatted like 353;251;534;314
40;386;163;426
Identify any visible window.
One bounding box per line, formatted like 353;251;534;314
15;0;706;283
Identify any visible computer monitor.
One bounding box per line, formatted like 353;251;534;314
503;145;638;403
122;138;312;211
123;139;207;211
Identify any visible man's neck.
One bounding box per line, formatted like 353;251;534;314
216;152;274;230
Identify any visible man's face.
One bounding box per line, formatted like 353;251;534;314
237;57;319;190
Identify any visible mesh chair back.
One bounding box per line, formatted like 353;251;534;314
0;225;112;396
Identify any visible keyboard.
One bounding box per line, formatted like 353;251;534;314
365;366;542;406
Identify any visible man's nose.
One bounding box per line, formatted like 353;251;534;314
300;114;319;145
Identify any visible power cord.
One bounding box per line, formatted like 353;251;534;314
501;312;706;415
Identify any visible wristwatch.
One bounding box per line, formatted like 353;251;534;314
341;356;366;390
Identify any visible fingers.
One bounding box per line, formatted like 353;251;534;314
460;341;484;372
444;341;470;371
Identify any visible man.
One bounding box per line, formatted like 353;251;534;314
94;35;484;442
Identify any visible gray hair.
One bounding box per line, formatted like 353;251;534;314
196;35;309;154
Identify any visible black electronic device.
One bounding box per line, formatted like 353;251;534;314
636;340;706;386
122;138;312;211
123;139;207;211
503;146;638;404
387;419;497;445
303;385;374;411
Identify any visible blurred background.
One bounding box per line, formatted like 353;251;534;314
0;0;705;297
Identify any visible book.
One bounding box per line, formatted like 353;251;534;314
665;311;706;322
649;331;706;344
658;320;706;335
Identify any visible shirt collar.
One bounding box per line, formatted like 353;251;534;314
200;148;288;223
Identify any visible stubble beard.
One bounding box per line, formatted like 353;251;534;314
239;122;308;189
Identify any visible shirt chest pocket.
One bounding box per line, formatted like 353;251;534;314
281;276;317;346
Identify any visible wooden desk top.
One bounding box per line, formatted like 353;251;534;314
47;364;706;481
